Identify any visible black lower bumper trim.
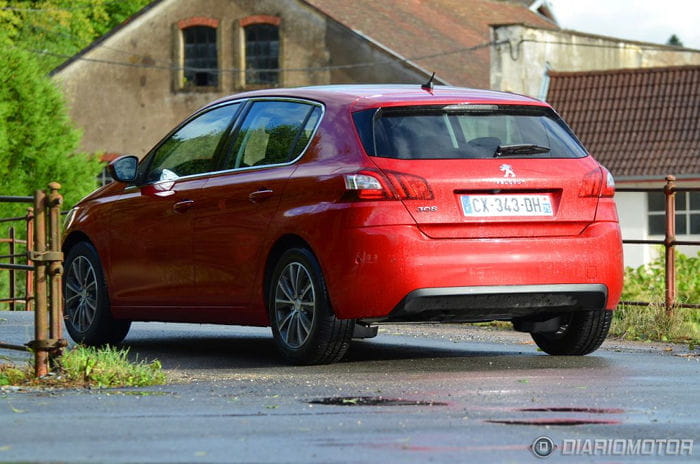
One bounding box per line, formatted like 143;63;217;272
381;284;608;323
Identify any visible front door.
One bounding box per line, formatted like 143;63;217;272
107;102;241;310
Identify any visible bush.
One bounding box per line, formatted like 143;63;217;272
0;44;102;216
0;44;103;309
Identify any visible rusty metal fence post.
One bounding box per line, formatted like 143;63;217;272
47;183;64;349
25;207;34;312
1;186;66;377
663;175;676;315
8;226;16;312
27;184;66;377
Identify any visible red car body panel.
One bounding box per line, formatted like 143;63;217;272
63;85;623;328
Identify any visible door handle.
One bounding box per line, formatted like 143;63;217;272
172;199;195;213
248;189;274;203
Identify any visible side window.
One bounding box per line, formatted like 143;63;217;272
146;103;240;182
227;101;320;169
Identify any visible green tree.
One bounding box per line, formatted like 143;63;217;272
0;0;151;71
0;44;102;215
666;34;684;47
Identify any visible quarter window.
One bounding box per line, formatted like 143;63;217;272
648;192;700;235
245;24;279;85
183;26;218;87
146;103;240;182
227;101;321;169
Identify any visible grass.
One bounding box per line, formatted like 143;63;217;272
610;302;699;346
0;345;166;388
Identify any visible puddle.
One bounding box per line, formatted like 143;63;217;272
486;418;620;426
309;396;447;406
518;407;624;414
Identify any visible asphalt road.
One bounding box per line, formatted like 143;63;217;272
1;311;698;463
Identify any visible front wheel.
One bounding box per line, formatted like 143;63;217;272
63;242;130;346
531;310;612;355
267;248;354;365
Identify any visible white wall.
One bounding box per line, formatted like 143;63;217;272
490;25;700;98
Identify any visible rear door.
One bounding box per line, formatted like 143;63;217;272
192;99;323;307
357;104;602;239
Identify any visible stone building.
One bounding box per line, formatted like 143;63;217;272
52;0;554;157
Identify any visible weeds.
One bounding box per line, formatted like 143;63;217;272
58;345;166;388
0;345;166;388
618;249;700;344
0;364;28;386
610;302;699;344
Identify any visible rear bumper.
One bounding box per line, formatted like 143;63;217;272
382;284;608;323
319;221;623;321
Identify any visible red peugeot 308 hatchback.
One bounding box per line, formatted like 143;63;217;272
63;85;623;364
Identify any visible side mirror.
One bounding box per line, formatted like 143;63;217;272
108;155;139;183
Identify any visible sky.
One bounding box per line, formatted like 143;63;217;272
550;0;700;49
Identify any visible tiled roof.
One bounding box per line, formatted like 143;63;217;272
304;0;556;88
546;66;700;178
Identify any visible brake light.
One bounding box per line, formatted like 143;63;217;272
579;167;614;198
344;170;433;201
385;171;434;200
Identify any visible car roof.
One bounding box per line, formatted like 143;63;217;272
208;84;548;112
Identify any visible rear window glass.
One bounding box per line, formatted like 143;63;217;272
352;105;588;159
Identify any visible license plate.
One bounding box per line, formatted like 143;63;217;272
460;194;553;217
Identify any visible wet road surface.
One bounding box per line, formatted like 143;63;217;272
1;311;698;463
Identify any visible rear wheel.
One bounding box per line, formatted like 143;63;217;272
531;310;612;355
268;248;354;364
63;242;130;346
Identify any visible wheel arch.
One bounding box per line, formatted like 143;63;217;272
263;234;316;308
62;230;94;254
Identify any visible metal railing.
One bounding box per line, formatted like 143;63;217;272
0;202;34;311
617;175;700;314
0;183;66;376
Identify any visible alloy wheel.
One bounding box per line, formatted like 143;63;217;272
273;262;316;349
64;255;98;333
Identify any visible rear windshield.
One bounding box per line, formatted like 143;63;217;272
352;104;588;159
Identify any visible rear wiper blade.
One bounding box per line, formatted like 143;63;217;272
495;144;550;157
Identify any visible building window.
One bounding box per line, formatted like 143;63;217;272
245;23;279;85
648;191;700;235
182;25;218;87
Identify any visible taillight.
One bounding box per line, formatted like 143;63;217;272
600;167;615;197
384;171;434;200
579;167;615;198
344;172;392;200
344;170;433;201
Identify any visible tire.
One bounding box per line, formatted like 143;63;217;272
63;242;130;346
267;248;354;365
531;310;612;355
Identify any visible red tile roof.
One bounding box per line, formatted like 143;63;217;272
304;0;556;88
546;66;700;178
